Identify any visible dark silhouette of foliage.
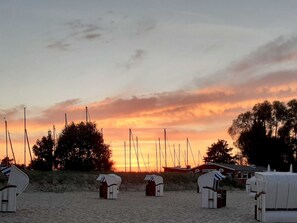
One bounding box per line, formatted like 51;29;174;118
228;99;297;171
204;139;237;164
29;130;54;171
1;157;13;166
54;122;113;171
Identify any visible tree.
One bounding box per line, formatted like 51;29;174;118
1;156;13;166
54;122;113;171
29;130;54;171
271;101;288;137
204;139;237;164
228;99;296;170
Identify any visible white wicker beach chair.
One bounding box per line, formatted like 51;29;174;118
96;174;122;199
0;165;29;212
198;171;226;208
144;174;164;197
254;172;297;222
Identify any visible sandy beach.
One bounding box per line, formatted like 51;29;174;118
1;190;258;223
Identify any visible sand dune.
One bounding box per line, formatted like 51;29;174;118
0;190;257;223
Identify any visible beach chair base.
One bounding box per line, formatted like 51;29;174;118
0;185;17;212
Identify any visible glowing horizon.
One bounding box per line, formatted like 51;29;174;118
1;90;297;171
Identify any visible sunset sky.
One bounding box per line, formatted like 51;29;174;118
1;0;297;171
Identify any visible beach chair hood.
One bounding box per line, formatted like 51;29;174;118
144;174;163;185
198;170;225;193
8;165;29;196
96;174;121;187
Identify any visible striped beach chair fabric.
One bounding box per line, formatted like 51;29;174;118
1;166;11;177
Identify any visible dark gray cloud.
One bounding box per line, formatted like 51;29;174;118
229;35;297;76
47;19;104;51
85;33;101;39
135;18;156;36
47;40;71;51
67;20;102;40
124;49;147;69
193;34;297;88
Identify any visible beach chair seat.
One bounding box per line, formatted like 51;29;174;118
0;185;17;212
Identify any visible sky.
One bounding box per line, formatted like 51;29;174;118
1;0;297;171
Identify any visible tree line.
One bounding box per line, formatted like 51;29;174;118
29;121;113;171
204;99;297;171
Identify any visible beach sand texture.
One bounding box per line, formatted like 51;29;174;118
1;190;258;223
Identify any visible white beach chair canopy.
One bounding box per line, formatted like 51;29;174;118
144;174;163;185
197;170;226;193
255;172;297;209
253;171;297;222
96;174;122;187
8;165;29;196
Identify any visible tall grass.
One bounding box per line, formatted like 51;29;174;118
4;171;198;193
1;170;244;193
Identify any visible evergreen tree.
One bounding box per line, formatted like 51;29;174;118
204;139;236;164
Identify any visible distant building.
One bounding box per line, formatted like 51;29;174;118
163;163;267;184
163;166;190;173
189;163;267;184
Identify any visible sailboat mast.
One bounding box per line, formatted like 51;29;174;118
4;118;8;165
164;129;167;167
8;132;16;164
178;144;181;167
147;154;150;172
173;144;176;167
52;125;56;171
158;138;161;172
186;138;189;167
124;141;127;172
25;129;33;162
65;113;68;127
129;129;132;172
24;107;26;167
155;141;158;172
136;136;140;172
86;106;87;123
53;125;56;150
